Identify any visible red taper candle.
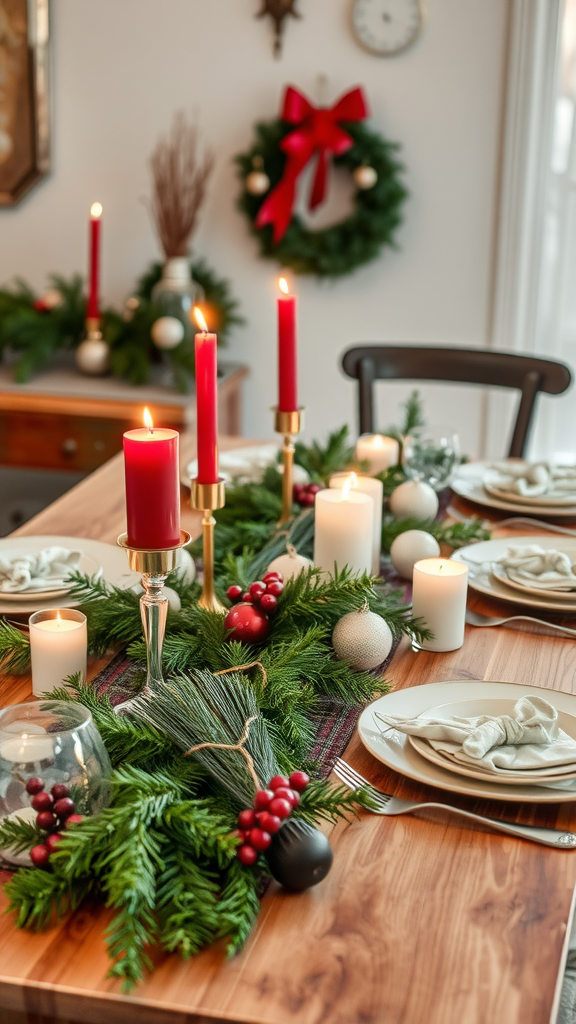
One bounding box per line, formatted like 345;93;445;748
86;202;102;320
123;408;181;549
278;277;297;412
193;308;219;484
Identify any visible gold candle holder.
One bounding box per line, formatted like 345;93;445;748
274;407;304;524
115;530;191;712
190;478;226;614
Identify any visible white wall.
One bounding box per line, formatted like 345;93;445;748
0;0;510;454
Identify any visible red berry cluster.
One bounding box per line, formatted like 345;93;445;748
227;571;284;615
293;483;322;507
233;771;310;866
25;777;83;868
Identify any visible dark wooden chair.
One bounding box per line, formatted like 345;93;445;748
341;345;573;458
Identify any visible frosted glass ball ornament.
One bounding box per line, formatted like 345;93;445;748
353;165;378;190
246;170;271;195
389;530;440;580
332;603;393;671
389;480;439;520
267;545;313;581
151;316;185;350
75;337;110;376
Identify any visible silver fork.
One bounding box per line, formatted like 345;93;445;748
465;608;576;637
333;757;576;848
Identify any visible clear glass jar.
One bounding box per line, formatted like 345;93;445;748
0;700;112;866
151;257;204;341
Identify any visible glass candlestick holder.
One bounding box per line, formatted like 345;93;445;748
115;530;191;712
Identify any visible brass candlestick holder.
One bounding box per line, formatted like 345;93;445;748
190;478;226;613
115;530;191;712
274;407;304;524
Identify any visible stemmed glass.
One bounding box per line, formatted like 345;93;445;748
403;425;460;491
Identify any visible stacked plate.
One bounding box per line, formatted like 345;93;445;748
0;536;138;615
451;460;576;518
358;680;576;803
452;535;576;612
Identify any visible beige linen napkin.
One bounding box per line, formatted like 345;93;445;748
0;547;82;593
375;695;576;774
496;544;576;591
489;461;576;498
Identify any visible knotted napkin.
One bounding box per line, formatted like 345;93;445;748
0;547;82;593
488;461;576;498
375;695;576;774
497;544;576;591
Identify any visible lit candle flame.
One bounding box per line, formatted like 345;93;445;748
90;202;103;219
278;277;289;295
341;474;355;501
56;611;61;622
143;407;154;433
372;435;384;448
193;307;208;333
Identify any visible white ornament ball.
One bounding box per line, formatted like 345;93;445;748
75;337;110;376
267;549;313;581
174;547;196;585
389;480;439;520
353;165;378;190
151;316;185;350
389;529;440;580
246;170;270;195
41;288;63;310
276;462;310;486
332;606;393;671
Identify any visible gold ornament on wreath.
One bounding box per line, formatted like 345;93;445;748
235;83;407;278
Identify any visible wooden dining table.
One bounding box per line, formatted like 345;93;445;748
1;435;576;1024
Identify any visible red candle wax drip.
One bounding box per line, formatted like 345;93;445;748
123;409;181;549
194;309;219;484
278;278;297;413
86;202;102;320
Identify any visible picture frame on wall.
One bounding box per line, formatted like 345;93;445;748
0;0;50;206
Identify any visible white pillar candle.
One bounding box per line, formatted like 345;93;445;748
411;558;469;652
329;472;383;576
29;609;87;697
356;434;400;475
314;485;373;577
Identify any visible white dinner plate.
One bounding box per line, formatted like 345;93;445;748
181;444;281;489
358;680;576;803
406;697;576;784
0;536;139;614
452;536;576;612
491;562;576;601
0;549;102;602
451;461;576;517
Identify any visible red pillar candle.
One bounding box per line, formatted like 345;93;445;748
123;409;181;549
193;308;219;484
86;202;102;320
278;277;298;413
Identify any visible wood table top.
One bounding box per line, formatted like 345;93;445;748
1;442;576;1024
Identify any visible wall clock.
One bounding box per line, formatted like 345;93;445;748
352;0;423;56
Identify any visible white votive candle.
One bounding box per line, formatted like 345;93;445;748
356;434;400;475
314;484;373;577
330;472;383;576
29;609;87;697
411;558;468;652
0;730;54;764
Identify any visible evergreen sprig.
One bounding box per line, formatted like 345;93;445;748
0;620;30;673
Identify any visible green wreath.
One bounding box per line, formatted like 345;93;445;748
236;118;407;278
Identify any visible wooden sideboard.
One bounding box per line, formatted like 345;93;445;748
0;361;248;474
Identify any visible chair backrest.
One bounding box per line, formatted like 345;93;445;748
341;345;573;457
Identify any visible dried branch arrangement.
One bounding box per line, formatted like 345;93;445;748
148;112;215;258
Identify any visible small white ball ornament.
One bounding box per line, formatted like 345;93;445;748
246;170;271;195
389;480;439;520
267;544;313;581
41;288;63;310
174;548;196;585
353;165;378;190
332;603;393;671
151;316;185;350
75;337;110;376
389;530;440;580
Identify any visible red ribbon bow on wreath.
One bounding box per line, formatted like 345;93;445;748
255;85;369;244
